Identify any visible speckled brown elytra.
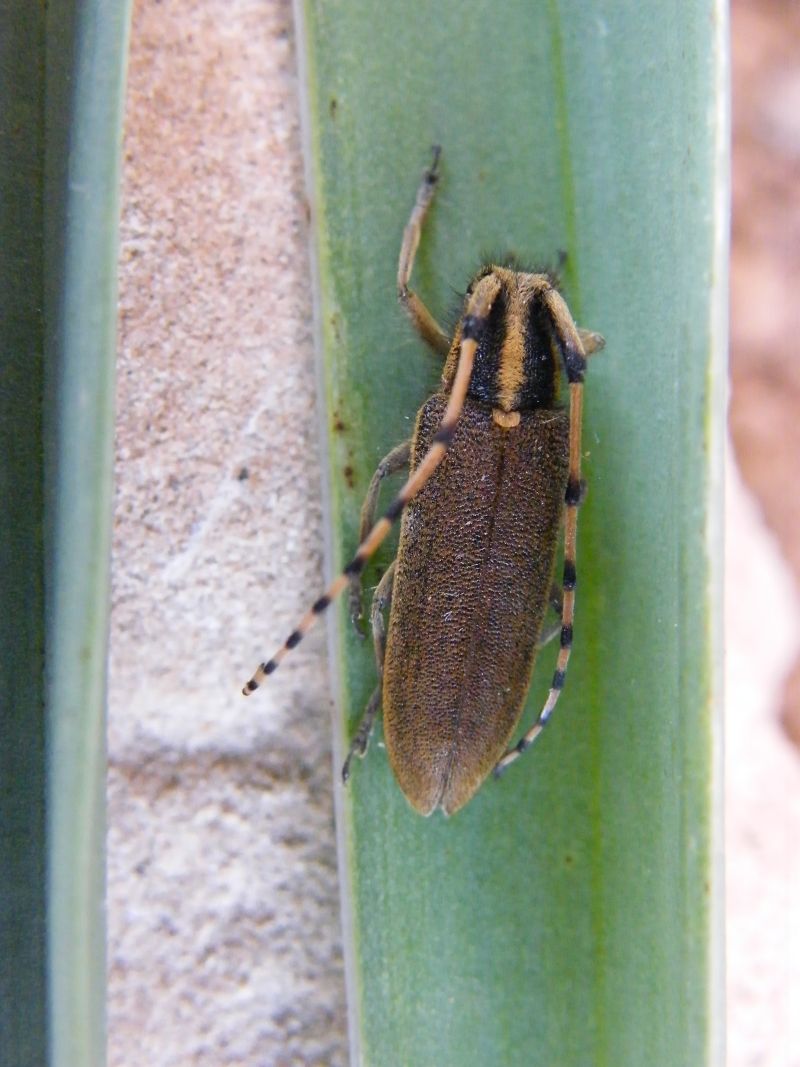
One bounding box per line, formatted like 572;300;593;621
243;147;604;815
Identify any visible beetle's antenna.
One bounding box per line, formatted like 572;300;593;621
242;275;502;694
494;289;588;774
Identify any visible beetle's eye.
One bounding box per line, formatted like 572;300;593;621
483;287;507;342
468;286;506;357
526;293;551;351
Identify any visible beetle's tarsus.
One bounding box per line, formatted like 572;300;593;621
349;589;367;639
427;144;442;179
342;736;368;784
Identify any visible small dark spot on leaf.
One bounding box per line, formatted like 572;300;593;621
329;97;338;119
343;465;354;488
333;412;347;434
564;853;574;867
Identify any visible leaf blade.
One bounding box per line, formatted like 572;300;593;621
297;0;727;1062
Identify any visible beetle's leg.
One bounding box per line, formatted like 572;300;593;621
397;147;450;357
536;620;561;650
342;560;396;782
349;440;411;634
548;581;563;616
495;297;594;776
342;687;382;784
537;584;564;649
578;327;605;357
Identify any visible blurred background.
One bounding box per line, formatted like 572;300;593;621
109;0;800;1063
726;1;800;1061
729;0;800;738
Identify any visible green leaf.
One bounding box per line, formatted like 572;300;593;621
0;2;131;1064
296;0;726;1064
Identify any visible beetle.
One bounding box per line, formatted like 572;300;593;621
243;147;603;815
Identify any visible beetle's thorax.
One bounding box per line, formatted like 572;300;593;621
442;268;562;416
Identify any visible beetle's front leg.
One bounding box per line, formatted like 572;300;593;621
348;440;411;634
397;147;451;357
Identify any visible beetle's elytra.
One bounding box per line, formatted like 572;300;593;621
243;147;604;815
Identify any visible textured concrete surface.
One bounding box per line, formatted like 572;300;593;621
108;0;346;1063
730;0;800;745
728;5;800;1059
726;463;800;1067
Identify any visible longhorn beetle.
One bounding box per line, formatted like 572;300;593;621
243;147;604;815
